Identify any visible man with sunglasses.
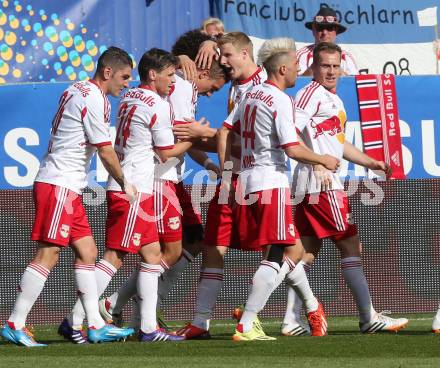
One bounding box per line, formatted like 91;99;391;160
297;7;358;76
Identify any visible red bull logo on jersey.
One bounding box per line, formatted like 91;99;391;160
168;216;181;231
312;115;342;139
132;233;141;247
60;224;70;239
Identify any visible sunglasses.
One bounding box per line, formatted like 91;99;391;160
314;15;338;23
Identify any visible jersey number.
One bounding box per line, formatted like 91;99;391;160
115;103;137;147
243;104;256;149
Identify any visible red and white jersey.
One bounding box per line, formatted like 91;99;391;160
157;72;198;181
107;86;175;194
225;81;299;196
224;66;267;173
297;44;358;75
292;81;347;194
35;80;112;194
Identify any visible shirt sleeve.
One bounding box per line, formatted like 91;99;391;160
151;101;175;150
222;100;241;133
342;51;359;75
83;92;112;146
169;82;195;123
275;96;299;148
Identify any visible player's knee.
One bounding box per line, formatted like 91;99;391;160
267;244;285;267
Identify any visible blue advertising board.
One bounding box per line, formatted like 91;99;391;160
1;75;439;189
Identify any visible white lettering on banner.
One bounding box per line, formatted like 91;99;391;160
421;120;440;176
399;119;412;175
4;128;40;187
95;126;116;183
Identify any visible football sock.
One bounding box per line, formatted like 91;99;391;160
138;262;164;333
240;261;280;332
157;249;194;306
192;267;224;330
67;259;117;328
8;263;49;329
283;261;310;325
74;263;105;329
108;268;138;315
341;257;374;323
285;261;318;313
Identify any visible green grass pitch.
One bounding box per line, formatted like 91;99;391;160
1;314;439;368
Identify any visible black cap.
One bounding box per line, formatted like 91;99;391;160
305;7;347;34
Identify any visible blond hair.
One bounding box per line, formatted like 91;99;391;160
201;17;225;35
217;31;253;58
257;37;296;65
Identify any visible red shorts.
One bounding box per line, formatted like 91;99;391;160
204;175;240;247
31;182;92;247
175;182;202;226
154;180;182;243
237;188;297;250
295;190;358;241
106;191;159;254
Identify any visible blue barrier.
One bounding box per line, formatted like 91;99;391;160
1;75;439;189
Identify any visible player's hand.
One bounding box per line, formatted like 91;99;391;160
195;40;218;69
313;164;333;191
321;154;340;172
123;180;137;204
173;117;210;140
178;55;198;81
370;160;393;179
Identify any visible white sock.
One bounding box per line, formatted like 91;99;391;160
67;259;117;328
341;257;374;323
240;261;280;332
74;264;105;329
192;268;224;330
285;261;318;313
435;306;440;320
8;263;49;329
108;268;138;315
138;262;164;333
157;249;194;307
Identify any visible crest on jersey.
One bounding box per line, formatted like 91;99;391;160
288;224;295;237
60;224;70;238
346;213;354;225
168;216;181;231
132;233;141;247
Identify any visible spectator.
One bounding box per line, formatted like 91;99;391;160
298;7;358;76
201;17;225;38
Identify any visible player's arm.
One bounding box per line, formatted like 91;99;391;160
83;98;136;199
97;145;137;199
343;141;391;176
284;144;339;171
195;40;218;69
217;125;233;172
188;147;220;177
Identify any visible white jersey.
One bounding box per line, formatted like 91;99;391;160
226;81;299;196
292;81;347;194
224;66;267;173
297;44;358;75
157;72;198;181
107;86;175;194
35;80;112;194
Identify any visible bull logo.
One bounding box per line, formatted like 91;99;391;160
311;116;342;139
60;224;70;238
132;233;141;247
168;216;181;231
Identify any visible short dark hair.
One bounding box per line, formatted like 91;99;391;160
96;46;133;73
138;48;179;82
172;29;211;61
313;42;342;63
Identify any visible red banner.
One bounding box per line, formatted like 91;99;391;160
355;74;406;179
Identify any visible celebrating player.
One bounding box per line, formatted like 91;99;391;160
285;42;408;334
1;47;136;346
